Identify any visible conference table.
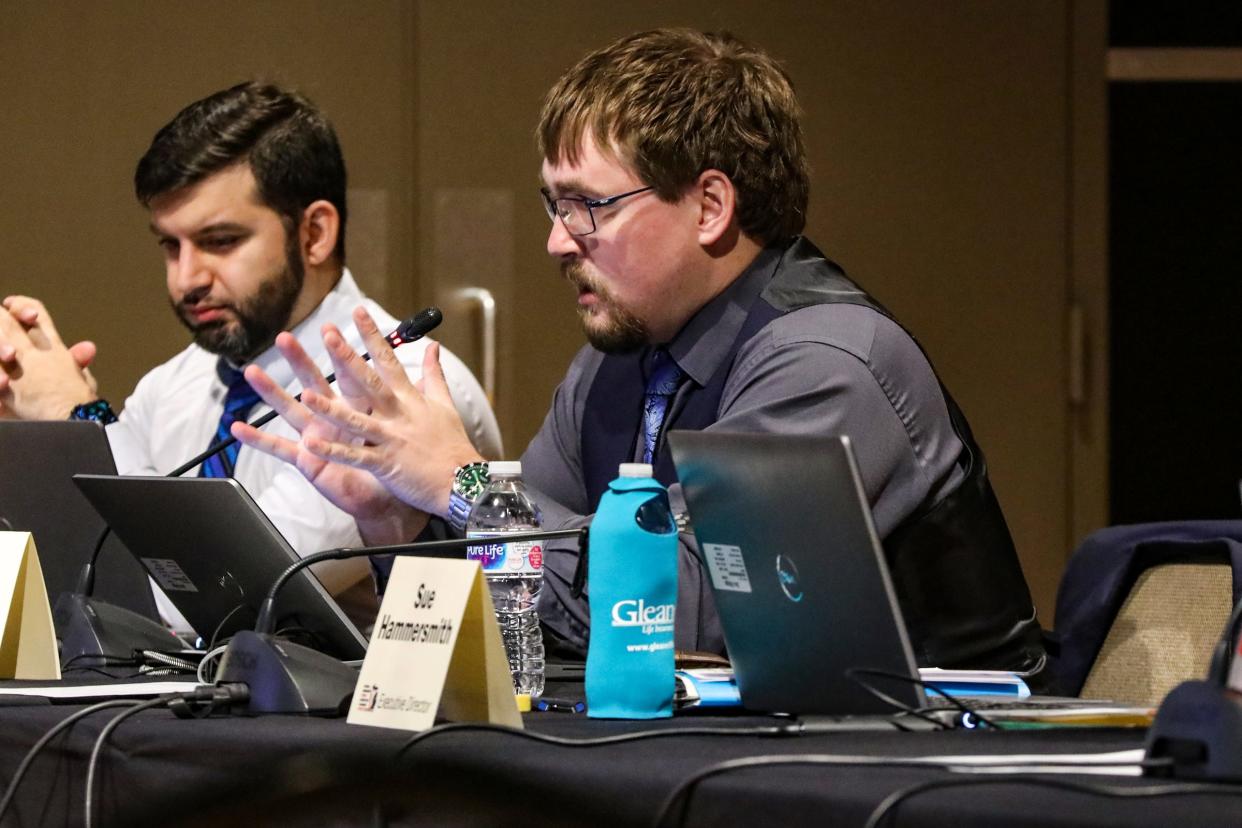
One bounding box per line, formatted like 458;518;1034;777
0;683;1239;827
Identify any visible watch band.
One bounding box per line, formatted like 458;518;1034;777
69;399;118;426
448;461;490;532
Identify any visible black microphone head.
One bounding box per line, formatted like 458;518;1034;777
389;307;443;347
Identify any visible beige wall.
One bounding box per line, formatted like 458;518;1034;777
1;1;1099;622
0;0;418;389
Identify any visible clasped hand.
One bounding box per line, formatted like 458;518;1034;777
0;296;98;420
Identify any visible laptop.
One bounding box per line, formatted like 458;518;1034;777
72;474;368;660
668;430;925;716
0;421;157;619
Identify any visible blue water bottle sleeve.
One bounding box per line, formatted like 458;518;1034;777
586;476;678;719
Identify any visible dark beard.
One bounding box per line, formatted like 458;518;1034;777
562;261;648;354
172;237;304;363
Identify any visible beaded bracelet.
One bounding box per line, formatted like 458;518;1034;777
69;399;118;426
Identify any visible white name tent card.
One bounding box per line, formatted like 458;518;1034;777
0;532;60;680
347;556;520;732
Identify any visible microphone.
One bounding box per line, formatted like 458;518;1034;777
166;307;444;478
215;527;588;716
1145;588;1242;781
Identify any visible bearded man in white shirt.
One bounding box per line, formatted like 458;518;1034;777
0;82;502;628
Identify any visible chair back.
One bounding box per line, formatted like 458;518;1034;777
1079;561;1232;705
1050;520;1242;696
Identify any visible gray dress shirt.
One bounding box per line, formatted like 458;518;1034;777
522;242;966;655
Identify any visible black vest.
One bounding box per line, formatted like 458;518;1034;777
580;237;1046;673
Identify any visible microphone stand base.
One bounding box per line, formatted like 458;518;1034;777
54;592;183;671
1145;679;1242;782
216;630;359;716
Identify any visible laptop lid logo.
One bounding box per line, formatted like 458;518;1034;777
775;554;803;602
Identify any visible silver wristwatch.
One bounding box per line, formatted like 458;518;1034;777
447;461;489;532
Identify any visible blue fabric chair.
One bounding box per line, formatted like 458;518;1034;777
1050;521;1242;697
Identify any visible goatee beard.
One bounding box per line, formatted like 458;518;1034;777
173;239;305;363
562;260;647;354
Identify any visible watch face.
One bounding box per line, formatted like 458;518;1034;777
455;463;489;500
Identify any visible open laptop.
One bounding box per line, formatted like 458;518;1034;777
668;430;925;716
72;474;368;660
0;421;157;619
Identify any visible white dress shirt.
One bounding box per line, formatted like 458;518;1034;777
106;270;502;632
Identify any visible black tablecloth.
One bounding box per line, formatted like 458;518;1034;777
0;700;1239;827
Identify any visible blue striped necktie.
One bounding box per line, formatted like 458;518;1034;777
199;360;262;478
641;348;684;464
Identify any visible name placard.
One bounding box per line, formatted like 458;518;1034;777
0;532;60;680
347;556;520;732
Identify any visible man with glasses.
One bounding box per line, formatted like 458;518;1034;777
235;30;1046;676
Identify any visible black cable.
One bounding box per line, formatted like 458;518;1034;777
653;754;951;828
255;527;586;635
394;720;796;760
270;624;326;652
84;696;171;828
653;753;1185;828
61;652;140;671
83;685;249;828
208;603;250;651
842;668;951;730
862;775;1242;828
62;665;139;680
0;699;139;824
63;650;199;678
845;666;1000;730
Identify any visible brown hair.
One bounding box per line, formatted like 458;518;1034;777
538;28;809;245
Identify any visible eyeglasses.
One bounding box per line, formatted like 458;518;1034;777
540;186;654;236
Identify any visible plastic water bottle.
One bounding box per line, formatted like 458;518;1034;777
586;463;678;718
466;461;545;698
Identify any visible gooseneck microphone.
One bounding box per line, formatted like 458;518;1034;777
217;527;589;715
166;306;444;478
253;528;587;636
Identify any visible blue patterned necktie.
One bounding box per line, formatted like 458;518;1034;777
641;348;684;464
199;360;262;478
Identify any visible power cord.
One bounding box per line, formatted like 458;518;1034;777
61;652;144;679
845;667;1000;730
652;753;1191;828
83;684;249;828
83;696;171;828
394;720;799;760
0;699;139;824
207;604;249;651
61;653;139;671
862;774;1242;828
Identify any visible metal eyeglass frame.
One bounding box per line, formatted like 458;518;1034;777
540;186;654;236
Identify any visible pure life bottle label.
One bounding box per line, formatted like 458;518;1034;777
465;535;544;575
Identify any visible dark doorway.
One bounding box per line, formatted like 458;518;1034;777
1109;83;1242;522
